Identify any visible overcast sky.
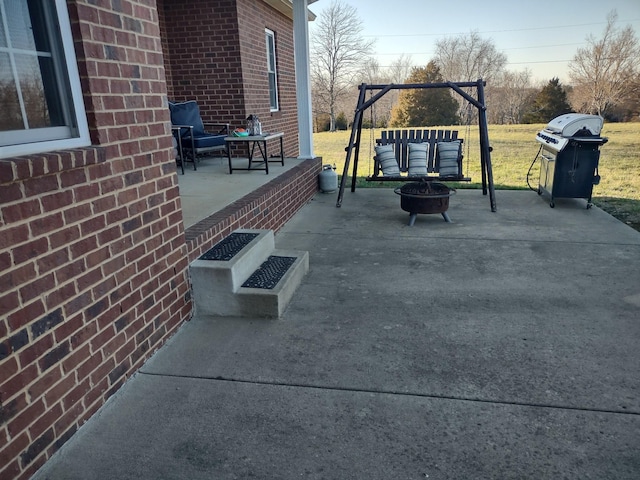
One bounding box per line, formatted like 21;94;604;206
308;0;640;84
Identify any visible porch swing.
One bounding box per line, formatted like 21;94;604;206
336;79;497;212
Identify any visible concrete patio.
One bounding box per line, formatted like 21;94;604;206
33;186;640;479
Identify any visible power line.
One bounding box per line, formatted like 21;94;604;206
361;19;640;38
374;41;587;56
372;59;573;68
506;60;572;65
500;42;586;51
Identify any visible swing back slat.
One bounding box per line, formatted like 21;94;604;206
368;128;470;182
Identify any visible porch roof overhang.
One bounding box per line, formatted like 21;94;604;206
263;0;317;21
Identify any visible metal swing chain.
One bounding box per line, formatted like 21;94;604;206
464;102;473;178
368;92;375;177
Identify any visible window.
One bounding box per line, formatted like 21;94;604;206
0;0;89;158
265;29;278;112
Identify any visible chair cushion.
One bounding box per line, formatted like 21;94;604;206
436;141;461;177
374;144;400;176
182;133;226;150
169;101;205;137
407;142;428;177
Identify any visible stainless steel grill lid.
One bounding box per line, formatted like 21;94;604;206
545;114;604;137
536;114;606;152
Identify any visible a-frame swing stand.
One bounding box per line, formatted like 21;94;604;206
336;79;497;212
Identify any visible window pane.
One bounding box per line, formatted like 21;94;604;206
0;5;7;47
269;73;277;110
6;0;36;50
0;52;23;131
27;0;52;52
267;35;275;71
15;53;56;128
0;0;89;156
265;30;278;111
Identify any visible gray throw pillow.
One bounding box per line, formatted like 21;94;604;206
407;142;428;177
437;141;461;177
374;144;400;176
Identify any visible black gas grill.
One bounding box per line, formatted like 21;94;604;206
535;114;608;208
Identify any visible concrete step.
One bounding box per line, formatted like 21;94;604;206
236;249;309;318
190;229;309;318
191;229;275;293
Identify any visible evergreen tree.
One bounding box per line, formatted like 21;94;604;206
389;61;459;127
335;112;348;130
522;78;573;123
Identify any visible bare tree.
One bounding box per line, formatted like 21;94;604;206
311;0;373;131
359;57;384;84
433;31;507;121
339;54;415;130
487;69;535;124
568;10;640;118
376;54;415;125
434;31;507;83
387;53;414;85
354;57;392;128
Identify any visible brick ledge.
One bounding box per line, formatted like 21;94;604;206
0;147;106;185
184;157;321;263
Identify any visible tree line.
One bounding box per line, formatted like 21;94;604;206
310;2;640;131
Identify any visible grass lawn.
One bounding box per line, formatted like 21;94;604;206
314;122;640;232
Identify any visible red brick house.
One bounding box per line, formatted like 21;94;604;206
0;1;319;478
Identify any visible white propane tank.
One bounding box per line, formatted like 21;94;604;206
319;164;337;193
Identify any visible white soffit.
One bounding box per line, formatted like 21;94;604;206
262;0;317;21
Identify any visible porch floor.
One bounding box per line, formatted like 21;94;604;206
176;154;303;229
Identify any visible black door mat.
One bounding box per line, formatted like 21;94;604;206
242;256;296;289
199;232;259;261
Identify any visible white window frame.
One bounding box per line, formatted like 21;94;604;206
265;28;279;112
0;0;90;159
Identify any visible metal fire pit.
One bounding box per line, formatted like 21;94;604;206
394;182;456;226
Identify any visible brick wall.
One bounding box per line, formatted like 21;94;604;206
160;0;243;121
0;2;191;479
160;0;300;157
236;0;300;157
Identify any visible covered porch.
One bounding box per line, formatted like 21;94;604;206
155;0;320;262
176;154;322;263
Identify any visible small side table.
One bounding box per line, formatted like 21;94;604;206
225;132;284;174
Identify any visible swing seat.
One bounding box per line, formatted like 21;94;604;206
366;129;471;182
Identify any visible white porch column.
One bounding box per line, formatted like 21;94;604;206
292;0;314;159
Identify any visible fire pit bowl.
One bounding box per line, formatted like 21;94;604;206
394;182;456;226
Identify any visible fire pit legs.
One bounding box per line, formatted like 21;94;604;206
395;182;456;226
408;211;451;226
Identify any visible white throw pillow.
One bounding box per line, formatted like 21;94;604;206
407;142;428;177
437;141;461;177
374;144;400;176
